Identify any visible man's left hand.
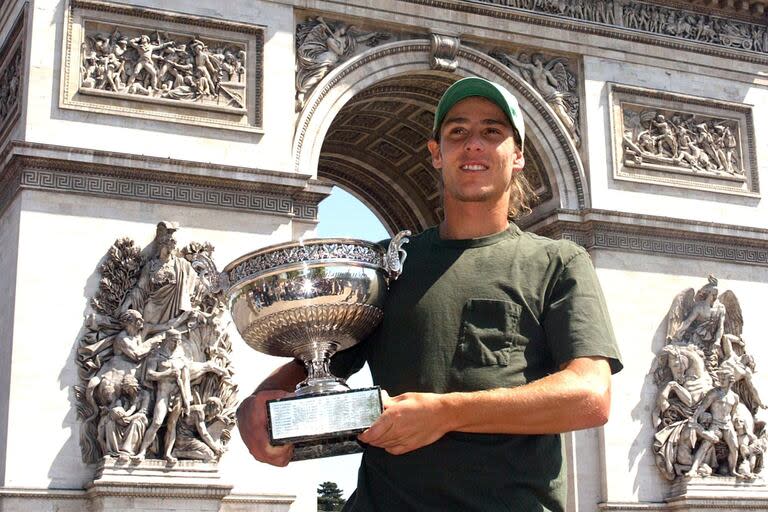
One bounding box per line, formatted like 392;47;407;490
358;391;450;455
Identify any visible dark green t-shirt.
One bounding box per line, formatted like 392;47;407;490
332;225;622;512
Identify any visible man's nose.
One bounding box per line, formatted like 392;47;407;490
463;132;484;151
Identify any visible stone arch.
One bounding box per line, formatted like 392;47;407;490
293;39;587;233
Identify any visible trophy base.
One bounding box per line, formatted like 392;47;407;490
266;386;382;460
292;435;365;461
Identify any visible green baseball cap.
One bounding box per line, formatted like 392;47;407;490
432;77;525;146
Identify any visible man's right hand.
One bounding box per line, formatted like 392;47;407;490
236;389;294;467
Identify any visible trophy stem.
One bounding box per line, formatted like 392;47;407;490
296;346;349;396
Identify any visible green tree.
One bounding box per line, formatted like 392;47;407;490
317;481;346;511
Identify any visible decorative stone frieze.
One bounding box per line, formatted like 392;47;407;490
295;16;392;111
652;276;766;481
492;50;581;146
61;0;264;132
79;28;246;109
609;85;758;196
0;9;24;150
404;0;768;62
74;222;237;465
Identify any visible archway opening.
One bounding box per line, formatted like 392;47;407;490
316;72;555;235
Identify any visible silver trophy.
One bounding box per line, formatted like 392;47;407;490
221;231;410;460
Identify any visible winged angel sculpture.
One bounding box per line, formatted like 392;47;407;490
492;51;580;146
653;275;766;481
294;17;389;111
74;222;237;466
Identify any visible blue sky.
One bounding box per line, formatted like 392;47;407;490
316;186;389;241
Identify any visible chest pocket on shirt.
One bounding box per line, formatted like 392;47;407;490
455;298;523;367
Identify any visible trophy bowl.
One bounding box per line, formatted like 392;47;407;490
221;232;409;459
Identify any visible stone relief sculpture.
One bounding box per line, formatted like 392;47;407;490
622;108;743;177
653;276;766;481
75;222;237;465
295;16;390;111
471;0;768;55
493;51;580;146
80;27;247;109
0;47;22;125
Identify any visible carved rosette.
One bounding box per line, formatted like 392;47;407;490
652;276;766;481
74;222;238;466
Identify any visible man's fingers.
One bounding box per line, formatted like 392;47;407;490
359;414;395;444
237;390;295;466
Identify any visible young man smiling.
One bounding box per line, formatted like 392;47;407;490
237;77;622;511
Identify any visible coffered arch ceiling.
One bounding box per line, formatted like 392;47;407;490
318;74;554;235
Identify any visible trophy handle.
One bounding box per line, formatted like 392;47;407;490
384;230;411;281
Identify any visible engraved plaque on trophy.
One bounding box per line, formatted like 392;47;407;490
221;231;410;460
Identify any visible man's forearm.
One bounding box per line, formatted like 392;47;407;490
440;357;612;435
359;357;613;454
254;360;307;394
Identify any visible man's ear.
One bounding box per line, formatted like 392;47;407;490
512;147;525;173
427;139;442;169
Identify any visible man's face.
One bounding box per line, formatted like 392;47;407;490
427;97;524;209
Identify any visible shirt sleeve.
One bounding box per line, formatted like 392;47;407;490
542;249;623;374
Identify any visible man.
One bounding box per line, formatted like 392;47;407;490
237;77;622;511
686;368;741;477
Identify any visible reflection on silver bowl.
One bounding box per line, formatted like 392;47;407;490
222;233;409;395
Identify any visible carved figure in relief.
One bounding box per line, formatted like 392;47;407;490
80;307;193;425
493;51;580;146
667;276;725;352
125;35;175;91
686;369;741;477
133;329;226;463
295;17;389;110
102;375;151;460
651;115;677;156
75;223;237;465
166;396;228;462
622;109;743;176
8;50;21;110
80;28;246;108
481;0;768;55
652;276;766;481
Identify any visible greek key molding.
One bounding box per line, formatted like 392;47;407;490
0;143;329;220
61;0;264;132
609;84;759;197
532;209;768;267
21;168;295;212
404;0;768;64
